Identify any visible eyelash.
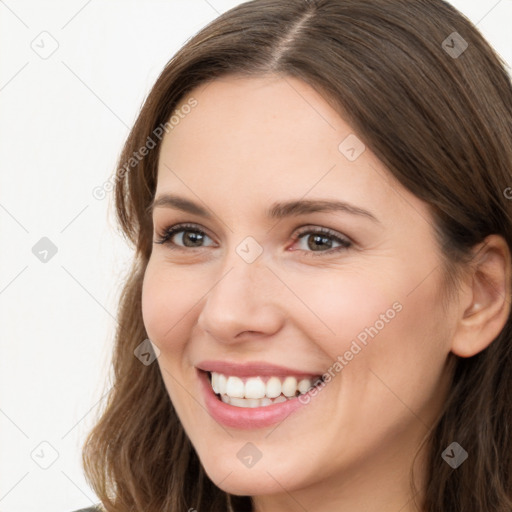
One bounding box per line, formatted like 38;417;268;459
154;222;352;257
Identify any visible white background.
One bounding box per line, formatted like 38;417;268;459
0;1;510;511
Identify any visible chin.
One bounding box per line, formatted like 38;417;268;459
198;449;305;497
208;469;286;496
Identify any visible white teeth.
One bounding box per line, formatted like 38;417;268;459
230;397;249;407
297;378;312;394
265;376;282;398
211;372;219;394
208;371;320;403
218;374;227;395
227;395;289;408
245;377;266;399
226;376;244;398
245;398;262;408
282;376;298;397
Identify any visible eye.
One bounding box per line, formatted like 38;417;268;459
291;226;352;256
154;223;215;248
154;223;353;256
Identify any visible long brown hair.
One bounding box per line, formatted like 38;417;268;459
82;1;512;510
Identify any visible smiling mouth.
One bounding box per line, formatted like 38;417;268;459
206;371;324;408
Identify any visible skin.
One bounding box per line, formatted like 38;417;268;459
141;74;511;512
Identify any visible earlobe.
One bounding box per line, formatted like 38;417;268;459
450;234;511;358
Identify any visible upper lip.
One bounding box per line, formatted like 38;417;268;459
196;360;322;378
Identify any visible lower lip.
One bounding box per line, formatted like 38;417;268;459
198;369;309;429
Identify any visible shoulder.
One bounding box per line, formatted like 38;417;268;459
70;507;102;512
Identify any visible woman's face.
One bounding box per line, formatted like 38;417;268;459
142;74;455;505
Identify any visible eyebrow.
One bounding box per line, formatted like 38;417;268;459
149;194;380;223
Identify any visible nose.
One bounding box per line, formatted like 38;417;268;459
196;256;284;344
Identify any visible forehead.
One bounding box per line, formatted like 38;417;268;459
160;74;349;171
155;74;426;226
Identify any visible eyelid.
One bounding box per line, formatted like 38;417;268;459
293;225;352;244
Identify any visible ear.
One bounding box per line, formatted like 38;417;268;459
450;234;511;358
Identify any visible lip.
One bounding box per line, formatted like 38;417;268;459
197;369;314;429
196;359;322;379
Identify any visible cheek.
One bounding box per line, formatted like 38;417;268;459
141;261;201;413
335;265;452;424
287;268;400;351
296;263;450;396
141;260;197;347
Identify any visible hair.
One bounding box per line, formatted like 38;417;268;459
81;1;512;510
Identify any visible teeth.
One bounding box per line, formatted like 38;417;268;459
297;378;312;394
211;372;219;394
221;393;274;408
230;397;251;407
226;376;244;398
208;371;321;402
266;376;282;398
218;373;227;395
282;376;298;397
245;377;266;399
225;395;290;408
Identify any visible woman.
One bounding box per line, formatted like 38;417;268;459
76;0;512;510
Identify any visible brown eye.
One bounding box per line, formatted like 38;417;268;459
154;224;215;248
293;227;352;256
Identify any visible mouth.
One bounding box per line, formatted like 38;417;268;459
206;370;324;408
196;362;327;429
